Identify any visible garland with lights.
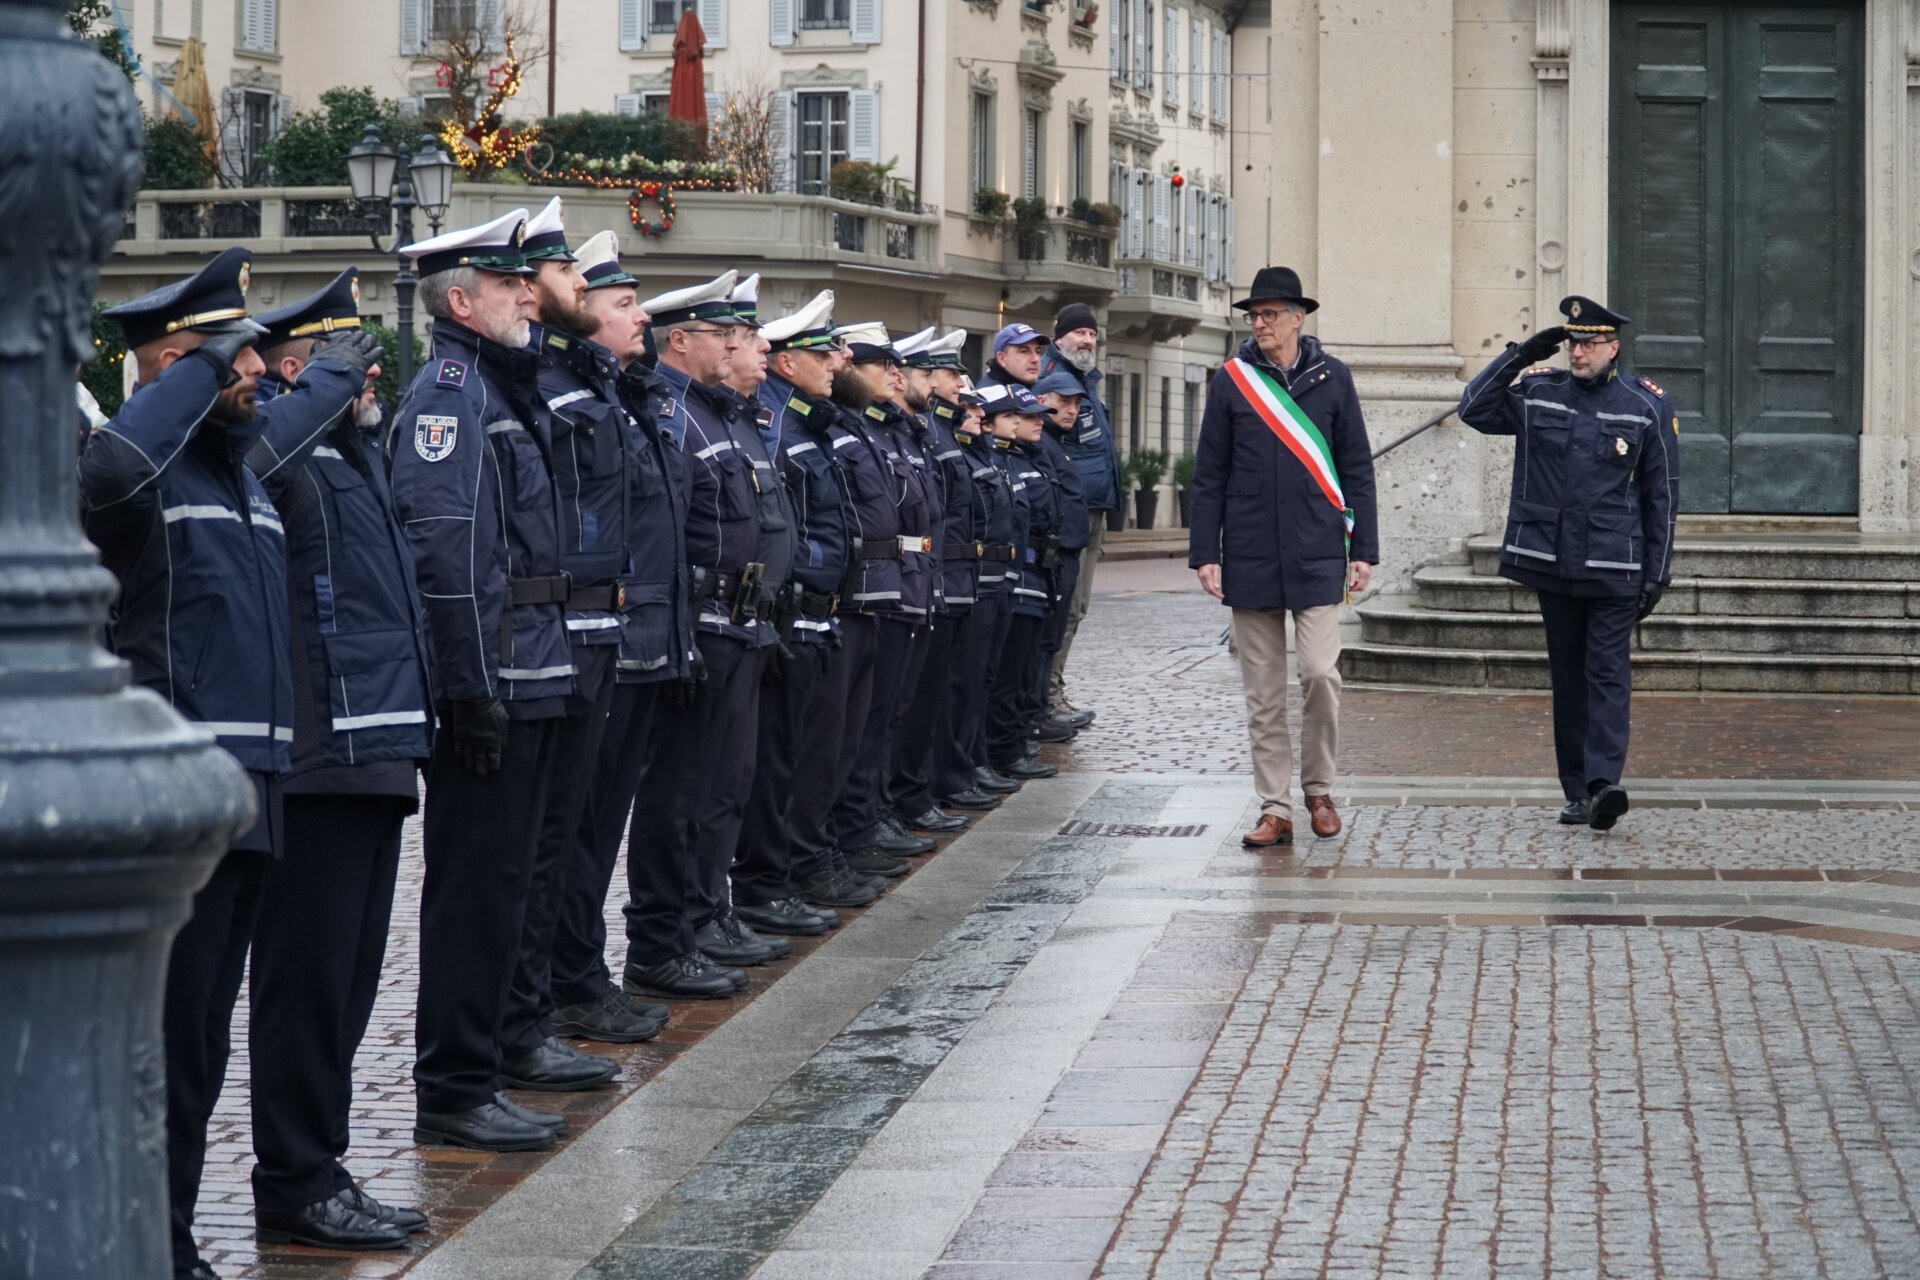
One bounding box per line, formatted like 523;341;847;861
628;181;676;238
437;36;541;178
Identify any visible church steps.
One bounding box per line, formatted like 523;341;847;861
1465;536;1920;584
1339;644;1919;696
1412;569;1918;620
1359;603;1920;657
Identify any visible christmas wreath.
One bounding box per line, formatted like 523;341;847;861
628;181;676;238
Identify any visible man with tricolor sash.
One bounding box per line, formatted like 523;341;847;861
1187;266;1379;850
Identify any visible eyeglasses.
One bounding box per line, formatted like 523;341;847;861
1567;335;1618;351
1246;308;1294;326
680;326;733;338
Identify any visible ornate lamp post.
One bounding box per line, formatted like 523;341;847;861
0;3;255;1276
411;134;457;237
348;126;457;391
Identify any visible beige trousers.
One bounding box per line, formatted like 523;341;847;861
1048;522;1106;707
1231;605;1342;818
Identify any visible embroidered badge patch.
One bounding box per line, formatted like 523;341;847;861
436;360;468;389
1640;375;1666;397
1615;435;1629;456
414;414;459;462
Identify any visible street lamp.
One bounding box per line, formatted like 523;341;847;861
1;5;256;1276
346;123;428;388
411;136;457;236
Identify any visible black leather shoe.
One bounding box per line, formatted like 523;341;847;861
341;1184;428;1234
847;848;910;878
1588;784;1630;832
721;912;791;960
1557;799;1591;825
493;1090;567;1132
1054;707;1095;729
552;988;663;1043
183;1261;219;1279
500;1036;618;1092
691;950;750;989
693;917;774;966
414;1100;556;1152
624;993;672;1023
999;758;1058;780
256;1195;408;1250
974;766;1019;793
940;788;1001;811
1030;718;1077;743
875;817;938;854
903;807;968;833
797;868;878;907
738;897;830;936
829;852;888;894
625;954;737;1000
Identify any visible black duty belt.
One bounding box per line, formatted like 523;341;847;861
568;583;626;611
983;543;1018;563
797;589;838;618
944;541;984;562
508;575;571;606
855;541;901;561
691;570;739;602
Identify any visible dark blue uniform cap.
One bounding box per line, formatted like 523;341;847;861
1560;295;1631;335
1031;369;1085;398
103;245;256;349
255;268;363;349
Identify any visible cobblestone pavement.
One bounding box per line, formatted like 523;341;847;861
1056;560;1919;780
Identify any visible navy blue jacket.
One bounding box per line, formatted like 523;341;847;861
613;362;694;682
1187;336;1379;610
1036;348;1121;512
533;326;633;664
658;363;763;646
389;320;572;717
80;355;293;775
726;383;797;648
1038;425;1091;554
1007;440;1058;619
957;421;1018;599
249;367;433;776
879;401;939;621
921;396;980;613
761;372;851;647
1460;346;1678;598
829;401;907;616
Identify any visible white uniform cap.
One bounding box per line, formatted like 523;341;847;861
400;207;535;277
762;290;837;350
729;272;763;324
521;196;575;261
640;271;741;324
892;327;938;359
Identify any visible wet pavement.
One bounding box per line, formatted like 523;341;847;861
197;559;1920;1279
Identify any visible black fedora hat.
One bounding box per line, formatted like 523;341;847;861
1233;265;1318;315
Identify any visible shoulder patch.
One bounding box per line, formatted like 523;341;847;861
435;359;468;389
1639;375;1666;397
414;414;459;462
1524;365;1557;378
657;396;678;420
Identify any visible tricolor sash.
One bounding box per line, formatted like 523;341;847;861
1223;357;1353;543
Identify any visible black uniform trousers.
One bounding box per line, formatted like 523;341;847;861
686;637;767;934
891;615;958;819
503;645;617;1057
735;638;828;907
249;794;407;1212
790;614;879;880
625;628;754;964
1536;587;1637;802
414;716;562;1113
831;617;918;846
550;680;661;1009
933;596;1001;797
971;595;1017;764
988;612;1046;767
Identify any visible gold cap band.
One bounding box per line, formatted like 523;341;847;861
163;307;250;334
288;316;363;338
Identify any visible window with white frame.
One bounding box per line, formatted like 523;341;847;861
238;0;278;53
650;0;694;34
970;91;995;196
1069;120;1090;204
796;90;849;194
1111;0;1131;84
1021;108;1043;200
800;0;849;28
430;0;479;40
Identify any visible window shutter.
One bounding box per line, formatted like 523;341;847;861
850;0;880;45
1211;29;1227;119
1185;185;1199;265
400;95;426;116
1203;194;1219;281
698;0;727;48
1152;174;1170;260
615;92;643;117
1164;7;1178;106
1132;0;1148;90
848;89;879;163
1223;195;1236;292
769;90;795;190
706;90;725;142
478;0;504;52
1126;168;1145;259
264;0;279;51
1190;16;1204;112
619;0;646;50
1141;0;1154;94
770;0;795;47
1108;0;1119;79
400;0;425;55
271;91;291;137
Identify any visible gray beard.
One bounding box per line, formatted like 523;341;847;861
1059;346;1097;373
353;398;384;432
481;313;532;350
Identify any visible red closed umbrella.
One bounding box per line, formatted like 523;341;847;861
666;8;708;135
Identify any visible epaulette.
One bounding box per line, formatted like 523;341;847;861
1523;365;1557;378
1639;375;1666;397
434;359;468;389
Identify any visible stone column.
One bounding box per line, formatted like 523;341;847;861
1313;0;1471;589
1859;0;1918;532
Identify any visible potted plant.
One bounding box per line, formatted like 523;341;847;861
973;187;1010;219
1011;195;1049;256
1076;1;1101;29
1132;449;1168;530
1088;200;1122;229
1070;195;1093;223
1174;452;1196;527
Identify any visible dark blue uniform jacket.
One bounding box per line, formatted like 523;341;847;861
613;361;694;683
726;383;797;649
1036;348;1121;512
80;354;293;775
1187;336;1379;611
388;319;572;717
1038;425;1091;555
1007;439;1058;619
657;363;763;646
533;326;633;661
1459;346;1679;598
921;397;980;613
761;372;851;647
880;402;939;621
829;401;907;616
957;422;1018;600
250;366;433;776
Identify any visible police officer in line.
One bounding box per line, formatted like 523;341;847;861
734;290;865;925
1460;295;1677;831
984;383;1063;782
932;380;1020;810
242;270;432;1251
388;209;579;1154
828;323;939;874
82;248;293;1280
622;272;773;1001
547;231;685;1042
889;329;980;836
1030;368;1093;745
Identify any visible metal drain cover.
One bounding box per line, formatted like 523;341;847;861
1058;821;1208;838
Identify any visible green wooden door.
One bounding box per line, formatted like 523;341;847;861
1609;2;1863;514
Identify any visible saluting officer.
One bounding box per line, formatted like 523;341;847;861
388;209;577;1154
83;248;287;1280
1030;368;1093;744
496;198;639;1083
547;231;682;1042
242;270;431;1250
984;382;1061;782
1460;295;1678;831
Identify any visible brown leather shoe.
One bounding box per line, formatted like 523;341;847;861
1241;814;1293;848
1306;795;1341;838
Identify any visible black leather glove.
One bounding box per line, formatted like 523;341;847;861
442;697;508;776
662;650;708;711
187;321;270;388
1515;325;1569;364
768;638;796;686
1636;582;1665;623
308;330;383;380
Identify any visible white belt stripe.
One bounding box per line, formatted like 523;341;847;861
1596;412;1650;424
196;720;294;742
786;441;819;456
485;421;523;435
565;617;623;631
251;512;285;535
694;440;736;461
851;590;901;602
332;710;429;731
1504;544;1557;562
1586;559;1642;571
499;664;574;680
617;655;670;671
933;449;963;461
793;618;834;632
163;504;241;525
832;436;860;450
311;446;344;460
1523;399;1572;413
547;389;595;411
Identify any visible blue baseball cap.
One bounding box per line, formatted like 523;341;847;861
976;382;1045;417
991;323;1046;356
1031;369;1085;398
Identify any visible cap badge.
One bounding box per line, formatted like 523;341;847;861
350;276;361;305
1569;300;1581;318
237;262;251;295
